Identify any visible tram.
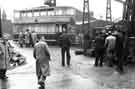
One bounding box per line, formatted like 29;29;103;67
13;6;82;44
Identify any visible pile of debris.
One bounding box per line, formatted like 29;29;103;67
8;41;26;68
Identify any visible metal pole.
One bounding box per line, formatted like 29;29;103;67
0;8;2;38
106;0;112;22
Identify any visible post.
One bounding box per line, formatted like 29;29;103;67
0;8;2;38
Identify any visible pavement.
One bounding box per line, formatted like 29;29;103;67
0;43;135;89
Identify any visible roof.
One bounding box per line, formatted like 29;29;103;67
14;6;80;12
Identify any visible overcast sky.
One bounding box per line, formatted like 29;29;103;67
0;0;123;20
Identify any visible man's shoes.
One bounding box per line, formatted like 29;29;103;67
99;64;103;67
38;81;44;87
94;64;98;67
39;85;45;89
67;64;71;67
62;64;65;67
38;82;45;89
108;64;113;67
116;67;124;74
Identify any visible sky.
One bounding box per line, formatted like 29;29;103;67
0;0;123;21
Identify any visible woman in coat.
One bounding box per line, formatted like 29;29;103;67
33;36;51;88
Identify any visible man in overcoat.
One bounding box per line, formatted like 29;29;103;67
94;33;105;67
19;32;24;47
105;32;116;67
33;36;51;88
0;39;9;79
58;32;71;67
115;31;124;73
24;29;31;47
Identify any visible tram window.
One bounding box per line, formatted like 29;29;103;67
48;11;54;16
14;12;20;18
34;12;39;16
22;13;27;17
47;25;55;33
63;10;66;16
56;10;63;16
27;12;32;17
67;9;74;15
41;25;47;33
41;11;47;16
70;9;74;15
56;25;59;32
59;26;62;32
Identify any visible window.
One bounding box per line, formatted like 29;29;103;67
67;9;74;15
56;10;63;15
41;11;47;16
34;12;39;16
14;12;20;18
27;12;32;17
48;11;54;16
22;13;27;17
47;25;55;33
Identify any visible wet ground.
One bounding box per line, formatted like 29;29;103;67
0;43;135;89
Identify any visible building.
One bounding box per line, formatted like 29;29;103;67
1;10;13;39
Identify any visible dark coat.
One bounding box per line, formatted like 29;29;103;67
58;33;71;48
115;34;124;56
95;35;105;51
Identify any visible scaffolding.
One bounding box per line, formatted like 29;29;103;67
106;0;112;22
82;0;90;32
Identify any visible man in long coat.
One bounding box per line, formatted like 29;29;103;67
19;32;24;47
24;29;31;47
83;32;90;52
115;31;124;73
94;33;105;67
0;39;9;79
105;32;116;67
58;32;71;67
33;36;51;87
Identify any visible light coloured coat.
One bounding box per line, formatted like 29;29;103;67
33;41;51;77
0;42;9;69
105;35;116;50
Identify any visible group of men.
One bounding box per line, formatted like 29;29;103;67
0;27;126;88
33;29;127;88
94;30;125;73
19;29;37;48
